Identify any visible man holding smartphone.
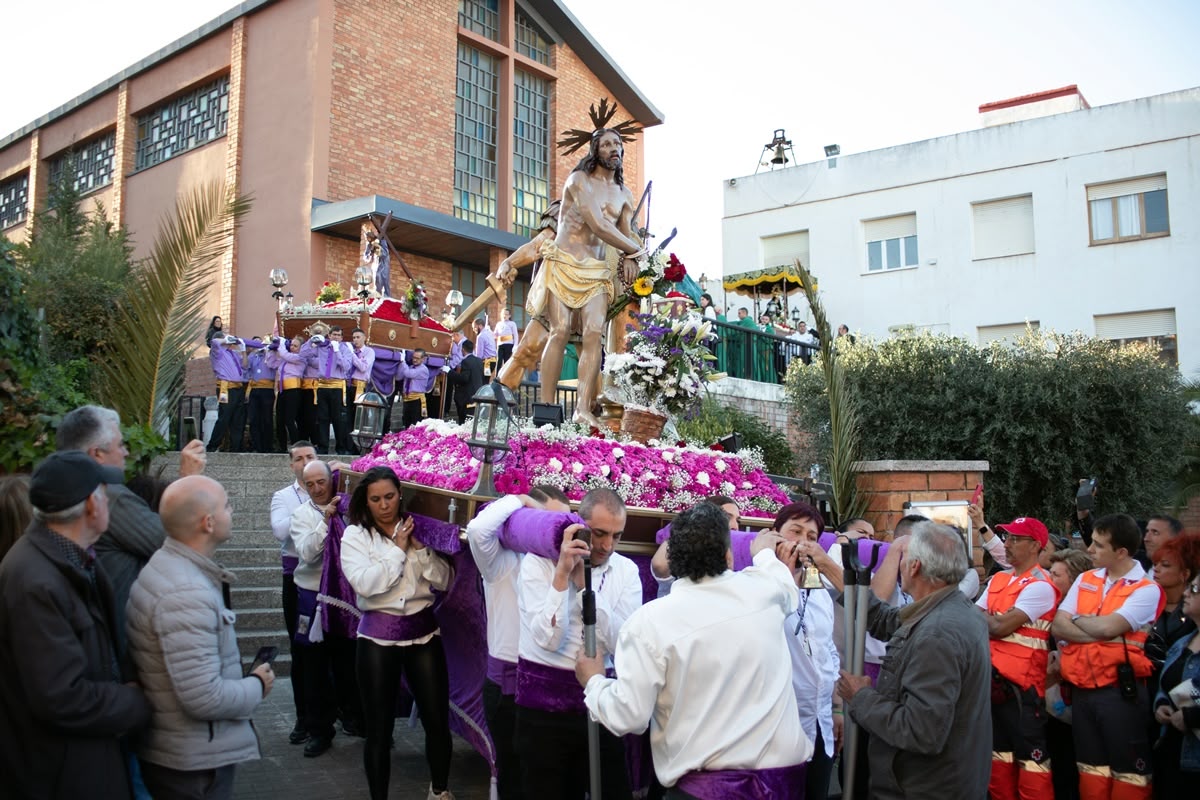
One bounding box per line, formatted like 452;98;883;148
127;476;272;799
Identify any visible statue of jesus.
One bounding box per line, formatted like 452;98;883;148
497;128;645;429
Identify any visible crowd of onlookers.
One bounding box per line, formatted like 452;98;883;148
2;403;1198;799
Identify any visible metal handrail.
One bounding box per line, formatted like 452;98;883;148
705;317;818;385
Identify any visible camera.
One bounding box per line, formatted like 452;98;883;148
1075;478;1098;511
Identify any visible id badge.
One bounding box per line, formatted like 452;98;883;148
219;388;230;404
297;614;311;637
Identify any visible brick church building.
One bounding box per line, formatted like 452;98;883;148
0;0;661;339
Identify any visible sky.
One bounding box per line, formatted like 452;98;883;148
5;0;1199;285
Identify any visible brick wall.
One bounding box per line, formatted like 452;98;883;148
856;460;990;573
327;0;458;209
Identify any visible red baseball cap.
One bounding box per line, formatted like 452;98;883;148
996;517;1049;548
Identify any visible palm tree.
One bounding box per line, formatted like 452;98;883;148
96;181;251;433
793;259;867;525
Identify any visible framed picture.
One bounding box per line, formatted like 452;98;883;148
906;500;973;559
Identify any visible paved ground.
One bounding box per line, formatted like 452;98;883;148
234;678;493;799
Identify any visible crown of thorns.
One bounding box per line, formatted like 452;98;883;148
556;98;642;155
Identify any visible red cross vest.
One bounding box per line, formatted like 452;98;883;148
1060;568;1165;689
985;565;1061;694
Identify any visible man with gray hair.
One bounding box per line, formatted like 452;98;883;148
0;451;152;798
57;404;207;655
127;475;271;798
836;521;991;799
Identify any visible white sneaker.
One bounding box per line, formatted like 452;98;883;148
426;786;454;800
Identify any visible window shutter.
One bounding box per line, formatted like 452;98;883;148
1094;309;1176;339
978;321;1038;346
1086;174;1167;202
863;214;916;242
761;231;809;270
972;195;1034;259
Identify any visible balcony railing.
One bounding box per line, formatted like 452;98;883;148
706;318;817;385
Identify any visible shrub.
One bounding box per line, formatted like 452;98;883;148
786;331;1190;526
678;395;799;477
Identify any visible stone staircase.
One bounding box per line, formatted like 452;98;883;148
152;452;296;675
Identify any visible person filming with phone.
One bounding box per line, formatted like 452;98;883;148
340;466;455;800
126;475;270;799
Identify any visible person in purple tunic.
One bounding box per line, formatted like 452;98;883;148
266;335;307;448
341;467;455;800
206;334;250;451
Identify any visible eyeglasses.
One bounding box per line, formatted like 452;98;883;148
1187;583;1200;595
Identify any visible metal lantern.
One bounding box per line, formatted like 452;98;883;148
271;268;290;307
467;382;517;496
446;289;464;312
351;391;388;453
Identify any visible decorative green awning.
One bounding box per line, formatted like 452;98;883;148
722;264;813;296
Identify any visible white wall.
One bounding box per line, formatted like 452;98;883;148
721;87;1200;378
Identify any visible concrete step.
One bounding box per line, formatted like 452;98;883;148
221;546;281;568
236;607;286;631
229;565;282;587
237;629;291;658
233;586;282;608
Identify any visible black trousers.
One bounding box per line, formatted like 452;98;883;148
140;762;235;800
402;398;423;428
497;343;513;371
277;387;302;448
282;573;307;723
315;387;350;454
358;636;452;800
1072;683;1154;791
514;703;631;800
300;635;362;739
300;386;318;443
206;385;246;451
247;388;275;452
806;727;833;800
483;679;524;800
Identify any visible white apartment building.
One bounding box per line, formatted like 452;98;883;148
721;85;1200;378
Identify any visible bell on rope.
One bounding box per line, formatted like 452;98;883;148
801;560;824;590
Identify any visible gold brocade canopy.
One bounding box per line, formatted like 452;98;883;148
722;264;813;296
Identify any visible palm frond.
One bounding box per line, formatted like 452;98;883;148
793;259;867;523
96;182;251;431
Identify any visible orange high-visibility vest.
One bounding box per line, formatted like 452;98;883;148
1060;569;1165;689
986;565;1061;694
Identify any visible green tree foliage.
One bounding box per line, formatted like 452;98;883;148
678;395;799;477
787;331;1190;527
0;239;89;472
14;171;134;390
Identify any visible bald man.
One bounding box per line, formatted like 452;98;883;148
127;476;271;799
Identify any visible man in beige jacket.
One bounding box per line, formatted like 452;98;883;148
127;475;273;799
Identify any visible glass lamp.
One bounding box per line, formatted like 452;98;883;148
350;391;388;453
467;383;517;496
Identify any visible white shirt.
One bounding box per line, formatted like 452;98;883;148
466;495;524;663
1059;564;1163;629
976;572;1057;620
583;549;812;786
787;581;840;757
289;501;329;591
270;481;307;560
518;550;642;671
340;524;453;645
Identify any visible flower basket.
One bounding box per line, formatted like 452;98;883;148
620;406;667;444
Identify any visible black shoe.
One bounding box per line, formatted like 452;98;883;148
303;735;333;758
341;719;366;738
288;723;310;745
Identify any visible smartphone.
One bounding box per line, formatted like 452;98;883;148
572;528;593;548
249;645;278;673
183;416;198;443
971;483;983;506
1076;478;1097;511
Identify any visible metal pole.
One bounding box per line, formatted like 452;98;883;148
841;541;861;800
582;559;602;800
